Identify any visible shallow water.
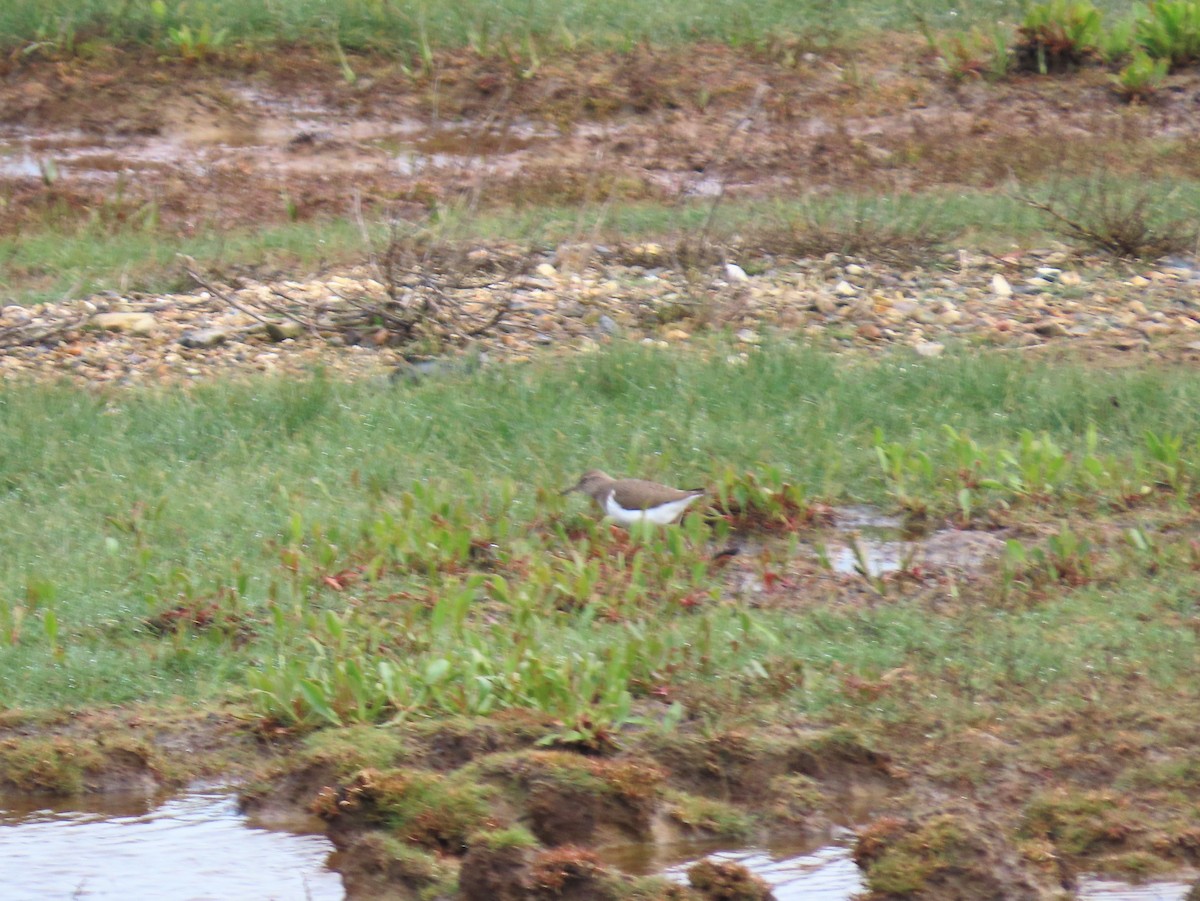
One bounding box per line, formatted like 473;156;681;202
1077;875;1195;900
823;504;1005;577
662;843;864;900
0;789;344;901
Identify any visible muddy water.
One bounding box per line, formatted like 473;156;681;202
823;504;1008;577
0;109;545;184
608;834;1194;901
0;789;344;901
604;833;863;900
1077;876;1195;900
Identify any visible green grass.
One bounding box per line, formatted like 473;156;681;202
11;175;1200;305
0;190;1067;307
2;343;1200;719
0;0;1138;54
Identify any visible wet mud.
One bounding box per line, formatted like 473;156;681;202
7;46;1200;235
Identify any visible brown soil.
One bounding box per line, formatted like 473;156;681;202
4;43;1200;236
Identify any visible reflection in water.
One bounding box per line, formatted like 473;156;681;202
663;845;863;901
1078;875;1195;900
0;790;344;901
601;830;864;901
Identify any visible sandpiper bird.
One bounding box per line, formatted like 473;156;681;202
562;470;705;527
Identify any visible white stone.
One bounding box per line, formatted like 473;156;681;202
991;274;1012;297
724;263;750;282
89;312;157;336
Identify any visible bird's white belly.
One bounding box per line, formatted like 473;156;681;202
605;492;699;526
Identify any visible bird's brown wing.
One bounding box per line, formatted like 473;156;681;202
610;479;703;510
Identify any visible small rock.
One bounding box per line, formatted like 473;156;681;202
814;295;839;315
534;262;557;279
266;320;304;341
1035;267;1062;280
845;263;867;276
1025;277;1052;288
724;263;750;282
1129;275;1151;288
833;280;858;297
89;312;157;336
598;314;619;336
938;309;963;325
179;327;230;349
857;323;883;340
1185;341;1200;352
736;328;761;344
665;328;691;342
1113;337;1148;351
1059;271;1082;287
1033;319;1068;337
914;342;945;357
991;274;1012;297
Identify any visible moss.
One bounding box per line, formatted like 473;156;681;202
301;724;410;774
765;774;823;827
469;749;663;807
1021;788;1135;857
470;826;540;852
342;830;457;894
467;750;664;844
1099;850;1174;879
855;814;974;895
0;736;107;794
663;790;755;840
529;846;611;896
793;726;889;772
325;766;496;851
686;859;772;901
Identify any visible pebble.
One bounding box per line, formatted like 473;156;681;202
90;312;157;336
724;263;750;282
4;249;1196;386
1033;320;1068;337
814;295;839;315
179;327;230;349
266;321;304;341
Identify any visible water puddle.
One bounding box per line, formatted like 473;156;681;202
1077;874;1197;900
0;788;344;901
602;832;863;900
823;504;1006;577
0;109;548;184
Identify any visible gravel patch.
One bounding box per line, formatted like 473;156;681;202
4;245;1200;385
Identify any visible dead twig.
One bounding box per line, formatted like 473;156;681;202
185;267;274;327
